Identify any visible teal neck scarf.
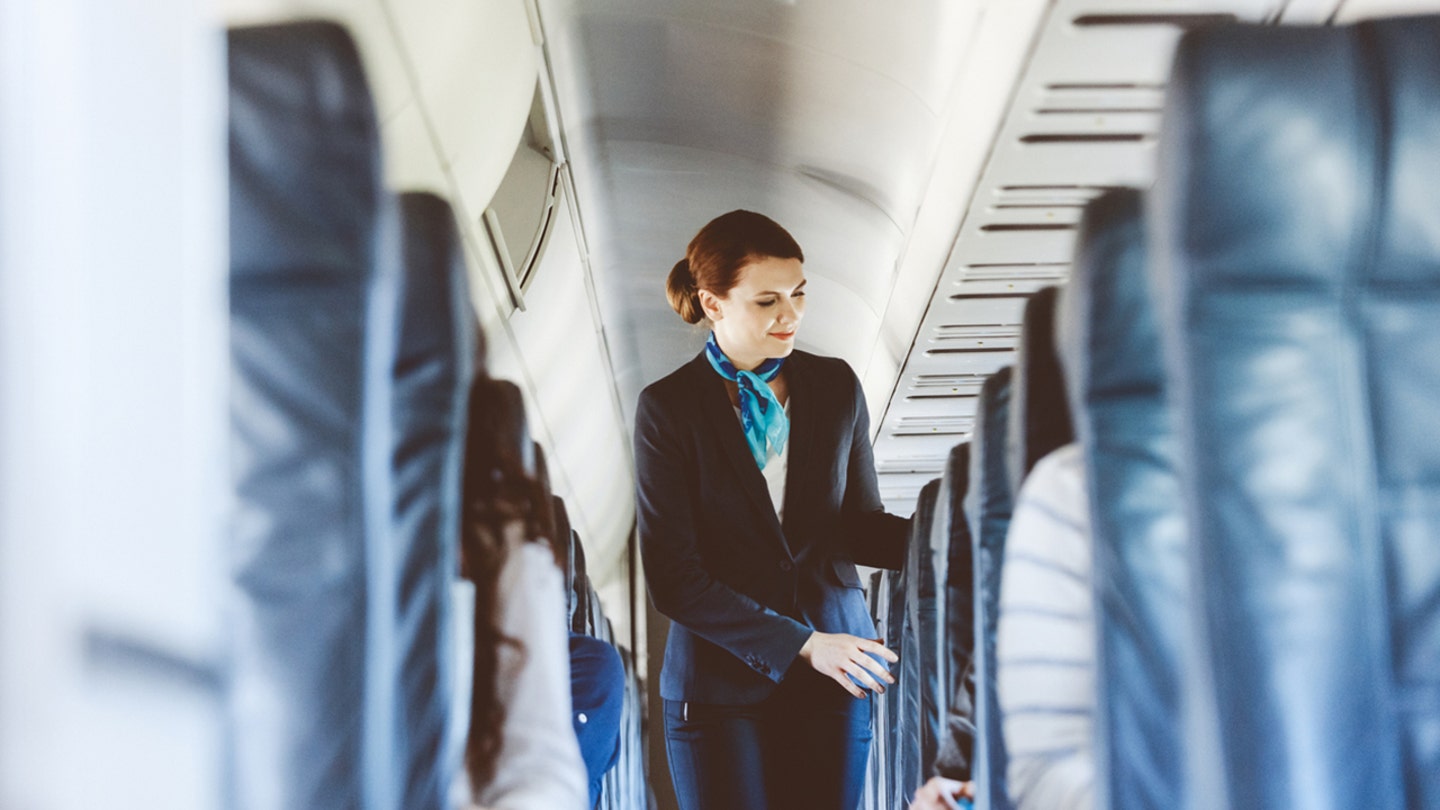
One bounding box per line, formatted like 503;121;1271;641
704;331;789;469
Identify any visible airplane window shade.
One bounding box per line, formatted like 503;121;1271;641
483;80;561;311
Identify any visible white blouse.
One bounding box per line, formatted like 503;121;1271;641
450;541;587;810
735;402;790;521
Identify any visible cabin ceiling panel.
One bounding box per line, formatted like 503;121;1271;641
574;14;945;227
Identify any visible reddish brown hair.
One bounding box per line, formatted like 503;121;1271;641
665;210;804;324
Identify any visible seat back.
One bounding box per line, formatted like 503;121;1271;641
899;478;943;797
934;442;977;781
1008;286;1075;496
965;367;1016;810
383;192;476;810
227;22;387;810
1059;188;1187;810
1154;18;1440;808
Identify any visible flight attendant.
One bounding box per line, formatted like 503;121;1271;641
635;210;909;810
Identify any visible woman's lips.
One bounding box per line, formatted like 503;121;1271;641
769;331;796;340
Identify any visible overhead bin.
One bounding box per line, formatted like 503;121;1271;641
227;21;389;810
1060;188;1187;810
965;367;1016;810
1153;16;1440;810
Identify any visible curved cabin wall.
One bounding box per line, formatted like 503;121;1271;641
224;0;638;640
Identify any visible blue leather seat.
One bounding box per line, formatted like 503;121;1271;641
1059;188;1187;810
966;367;1016;810
935;442;977;781
1154;17;1440;809
864;567;894;810
1008;286;1075;496
383;192;476;809
900;478;943;798
227;22;390;810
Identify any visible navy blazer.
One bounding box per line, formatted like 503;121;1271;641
635;349;909;704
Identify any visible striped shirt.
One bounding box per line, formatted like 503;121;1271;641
996;443;1094;810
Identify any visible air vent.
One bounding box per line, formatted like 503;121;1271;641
964;262;1069;282
891;415;974;437
995;185;1120;207
1045;82;1165;91
876;457;947;475
1037;83;1164;115
930;324;1020;355
980;222;1076;233
1018;133;1148;145
909;373;987;399
1071;13;1237;28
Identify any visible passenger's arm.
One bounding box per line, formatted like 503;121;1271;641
839;368;908;570
635;390;812;682
471;544;587;810
995;445;1095;810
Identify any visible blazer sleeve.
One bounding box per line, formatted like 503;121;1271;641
839;366;909;570
634;388;812;683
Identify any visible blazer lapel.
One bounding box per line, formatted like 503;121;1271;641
691;355;790;551
779;351;814;541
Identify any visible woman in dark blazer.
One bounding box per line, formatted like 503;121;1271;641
635;210;910;810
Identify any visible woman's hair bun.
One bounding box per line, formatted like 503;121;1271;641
665;257;704;324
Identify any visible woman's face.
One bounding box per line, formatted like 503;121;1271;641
700;255;806;371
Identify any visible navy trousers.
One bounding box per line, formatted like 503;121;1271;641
663;666;872;810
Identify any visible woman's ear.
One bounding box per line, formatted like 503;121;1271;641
698;289;724;322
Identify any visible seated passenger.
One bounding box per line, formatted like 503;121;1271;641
454;387;587;810
568;632;626;808
913;775;975;809
995;442;1093;810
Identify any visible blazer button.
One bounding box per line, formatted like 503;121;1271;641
779;560;794;572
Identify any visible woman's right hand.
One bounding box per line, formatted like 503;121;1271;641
797;632;898;698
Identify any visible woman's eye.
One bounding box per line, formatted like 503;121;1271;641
757;299;776;307
793;290;806;298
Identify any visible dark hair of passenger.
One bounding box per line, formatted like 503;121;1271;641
458;378;562;791
665;209;805;324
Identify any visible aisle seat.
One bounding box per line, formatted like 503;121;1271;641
966;367;1016;810
1059;188;1187;810
899;478;944;801
227;21;390;810
1154;17;1440;809
935;442;977;782
1008;286;1075;496
385;191;477;809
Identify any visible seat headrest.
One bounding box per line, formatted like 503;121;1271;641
396;192;483;377
1009;286;1074;495
228;22;381;281
1059;189;1156;418
1157;17;1440;296
465;377;535;484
